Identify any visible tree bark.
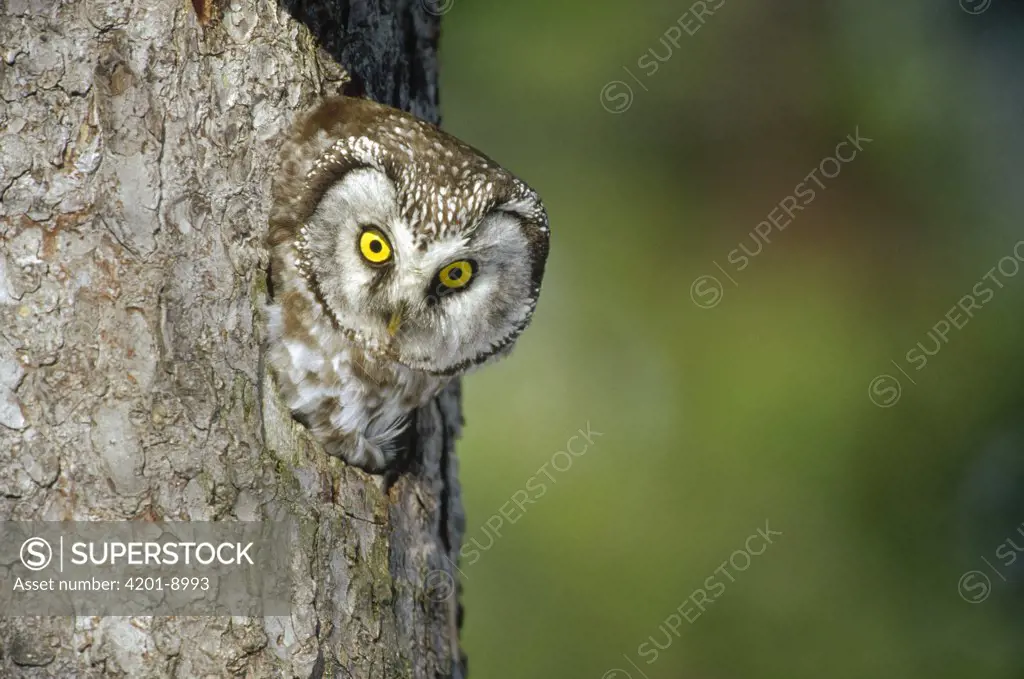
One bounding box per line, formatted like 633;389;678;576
0;0;465;676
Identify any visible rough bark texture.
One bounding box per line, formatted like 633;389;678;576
0;0;466;676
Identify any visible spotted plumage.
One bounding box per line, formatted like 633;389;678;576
266;97;549;471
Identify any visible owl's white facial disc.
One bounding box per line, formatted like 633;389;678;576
303;168;539;375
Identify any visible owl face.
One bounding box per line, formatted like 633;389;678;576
270;97;549;376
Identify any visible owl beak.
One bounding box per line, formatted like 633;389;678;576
386;303;407;338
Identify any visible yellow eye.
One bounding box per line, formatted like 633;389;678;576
438;260;474;289
359;228;392;264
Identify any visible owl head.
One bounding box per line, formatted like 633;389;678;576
269;97;549;376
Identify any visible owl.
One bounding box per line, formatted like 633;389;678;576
266;97;550;472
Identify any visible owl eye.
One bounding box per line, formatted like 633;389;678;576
358;227;392;265
436;260;475;290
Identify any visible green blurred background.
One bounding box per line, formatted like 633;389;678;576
439;1;1024;677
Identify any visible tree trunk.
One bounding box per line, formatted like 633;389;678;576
0;0;465;676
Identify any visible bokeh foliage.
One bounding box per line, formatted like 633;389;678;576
441;1;1024;676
